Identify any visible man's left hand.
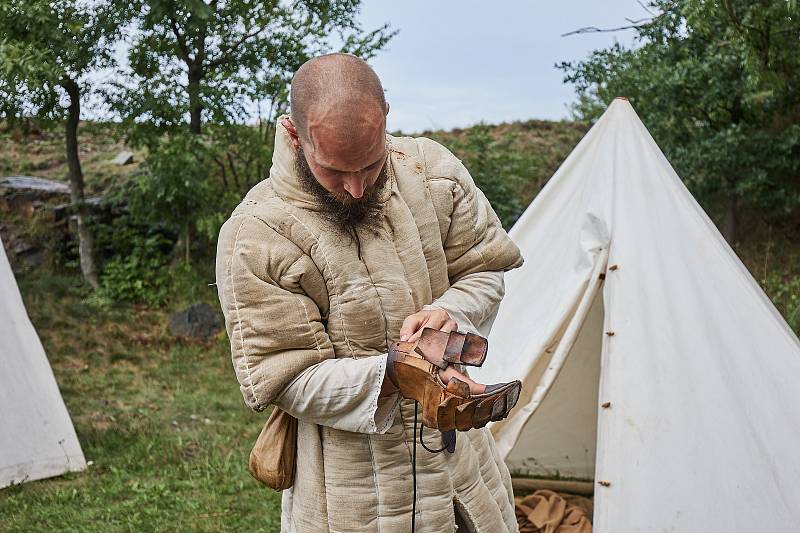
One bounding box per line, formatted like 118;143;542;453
399;307;457;343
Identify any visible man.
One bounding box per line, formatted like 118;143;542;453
216;53;524;532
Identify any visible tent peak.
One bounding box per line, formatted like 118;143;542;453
613;96;629;101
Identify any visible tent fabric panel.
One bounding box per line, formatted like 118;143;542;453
593;100;800;532
0;238;86;489
482;99;800;531
504;289;603;481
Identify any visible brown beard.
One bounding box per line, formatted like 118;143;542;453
295;147;389;235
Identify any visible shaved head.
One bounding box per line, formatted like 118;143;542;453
285;53;390;233
290;53;387;147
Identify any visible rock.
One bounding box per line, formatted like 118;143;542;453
12;240;36;256
0;176;69;194
112;151;134;165
0;176;71;215
19;249;44;270
3;237;44;273
0;176;70;195
168;303;222;339
52;196;105;222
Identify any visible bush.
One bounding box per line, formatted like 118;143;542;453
97;231;173;306
444;124;527;229
764;273;800;334
95;129;245;305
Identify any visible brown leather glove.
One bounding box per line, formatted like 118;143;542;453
386;327;521;432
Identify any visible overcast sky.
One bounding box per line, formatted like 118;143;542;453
358;1;647;133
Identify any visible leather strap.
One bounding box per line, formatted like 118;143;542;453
386;344;401;388
443;332;467;364
441;429;456;453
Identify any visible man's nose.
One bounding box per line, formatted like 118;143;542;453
342;175;366;199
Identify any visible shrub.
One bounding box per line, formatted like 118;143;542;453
97;231;173;306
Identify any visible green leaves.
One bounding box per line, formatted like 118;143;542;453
560;0;800;240
115;0;395;137
0;0;128;120
126;132;213;228
435;124;529;229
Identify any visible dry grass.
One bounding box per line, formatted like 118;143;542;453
0;122;144;194
0;274;282;532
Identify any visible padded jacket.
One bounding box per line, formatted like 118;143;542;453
215;117;524;532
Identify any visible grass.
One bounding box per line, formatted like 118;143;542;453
738;227;800;334
0;273;282;532
0;121;144;195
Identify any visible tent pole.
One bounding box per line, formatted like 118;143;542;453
511;477;594;496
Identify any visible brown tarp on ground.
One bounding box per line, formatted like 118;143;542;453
515;490;593;533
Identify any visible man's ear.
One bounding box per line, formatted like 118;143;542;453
280;117;301;150
385;101;390;116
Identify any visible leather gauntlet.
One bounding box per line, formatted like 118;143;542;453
387;327;521;432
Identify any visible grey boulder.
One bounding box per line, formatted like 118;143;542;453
168;303;222;340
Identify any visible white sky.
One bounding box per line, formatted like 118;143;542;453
358;0;647;132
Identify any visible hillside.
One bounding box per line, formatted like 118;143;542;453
422;119;589;206
0;122;144;194
0;118;587;203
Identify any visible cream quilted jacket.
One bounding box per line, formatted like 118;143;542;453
216;118;524;532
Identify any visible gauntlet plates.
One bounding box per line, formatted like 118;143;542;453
387;327;521;432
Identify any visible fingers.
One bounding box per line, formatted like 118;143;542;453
439;319;458;333
400;313;427;341
422;308;453;331
400;309;458;342
406;327;425;343
409;317;456;342
439;365;486;395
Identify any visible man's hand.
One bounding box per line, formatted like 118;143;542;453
381;308;458;398
399;307;458;343
397;308;487;395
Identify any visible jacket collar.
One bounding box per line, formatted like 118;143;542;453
269;114;395;211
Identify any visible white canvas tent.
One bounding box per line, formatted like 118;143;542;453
473;98;800;531
0;237;86;488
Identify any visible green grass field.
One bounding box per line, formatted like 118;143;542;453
0;274;282;531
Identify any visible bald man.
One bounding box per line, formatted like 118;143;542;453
216;53;524;533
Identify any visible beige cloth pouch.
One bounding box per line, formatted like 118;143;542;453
248;407;297;491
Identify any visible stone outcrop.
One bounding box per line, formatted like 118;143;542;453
168;303;223;339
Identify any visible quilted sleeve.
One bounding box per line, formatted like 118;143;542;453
416;136;524;285
216;214;335;411
216;214;402;434
423;270;506;337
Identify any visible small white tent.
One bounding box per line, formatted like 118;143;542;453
473;98;800;531
0;236;86;488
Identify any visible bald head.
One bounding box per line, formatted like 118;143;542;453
285;54;390;209
290;53;387;147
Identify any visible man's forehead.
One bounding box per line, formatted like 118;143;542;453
306;111;386;171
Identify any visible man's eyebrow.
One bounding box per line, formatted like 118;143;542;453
319;152;386;173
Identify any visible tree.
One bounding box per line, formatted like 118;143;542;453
115;0;396;141
123;132;213;264
108;1;395;264
559;0;800;245
0;1;129;289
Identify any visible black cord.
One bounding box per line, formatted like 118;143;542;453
419;424;449;453
412;401;418;532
